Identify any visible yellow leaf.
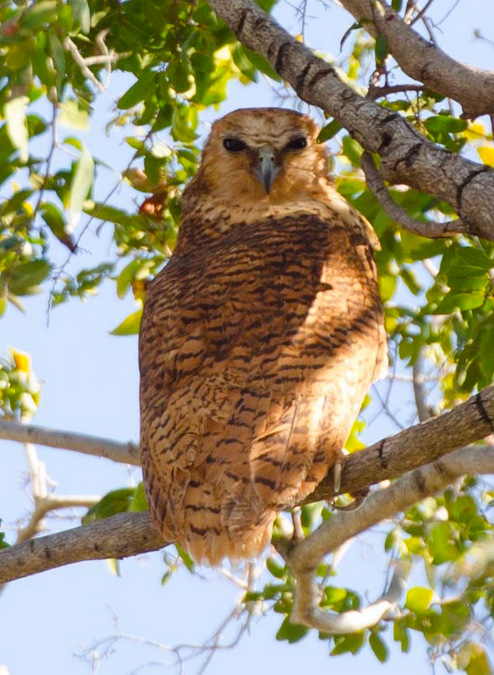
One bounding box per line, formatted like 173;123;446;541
10;347;31;373
478;146;494;167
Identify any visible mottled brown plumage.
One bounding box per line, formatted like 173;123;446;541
139;108;387;565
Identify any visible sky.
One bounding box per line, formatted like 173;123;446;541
1;1;494;674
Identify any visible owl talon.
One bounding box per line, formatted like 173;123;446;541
333;459;343;494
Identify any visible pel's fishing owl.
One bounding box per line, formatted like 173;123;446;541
139;108;387;565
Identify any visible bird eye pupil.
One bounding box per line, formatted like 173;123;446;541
223;138;247;152
287;137;307;150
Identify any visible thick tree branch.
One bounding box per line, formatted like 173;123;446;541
339;0;494;119
0;512;165;583
288;445;494;633
0;419;139;465
1;387;494;583
205;0;494;241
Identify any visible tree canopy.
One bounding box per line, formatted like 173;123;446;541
1;1;494;673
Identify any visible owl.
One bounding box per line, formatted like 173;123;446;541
139;108;387;565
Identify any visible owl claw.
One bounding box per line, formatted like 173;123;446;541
333;459;343;494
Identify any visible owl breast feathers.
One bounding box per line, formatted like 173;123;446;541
139;107;387;565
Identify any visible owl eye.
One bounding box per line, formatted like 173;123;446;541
223;138;247;152
286;136;307;150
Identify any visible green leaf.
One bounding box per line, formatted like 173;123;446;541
118;70;157;109
4;97;29;163
392;0;403;11
369;632;389;663
276;617;310;644
128;482;149;511
405;587;434;614
175;543;195;573
40;203;76;251
69;143;94;230
465;646;492;675
243;48;281;82
110;309;143;336
375;34;389;65
424;115;468;135
69;0;90;33
0;532;10;549
82;488;135;524
393;620;410;653
317;119;342;143
266;557;286;579
9;260;52;296
455;246;494;270
433;291;485;314
21;1;58;29
331;632;365;655
59;100;90;130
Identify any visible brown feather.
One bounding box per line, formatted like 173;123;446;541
139;108;387;564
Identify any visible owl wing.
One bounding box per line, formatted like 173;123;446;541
139;213;386;564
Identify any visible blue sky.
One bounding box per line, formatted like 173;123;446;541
1;2;494;673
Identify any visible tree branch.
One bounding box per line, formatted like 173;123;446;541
339;0;494;119
1;386;494;584
309;385;494;503
205;0;494;241
0;419;140;465
0;512;165;583
288;445;494;633
360;151;467;238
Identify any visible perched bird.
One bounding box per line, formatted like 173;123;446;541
139;108;387;565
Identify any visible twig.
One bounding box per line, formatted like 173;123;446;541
64;37;105;92
0;419;140;465
412;349;432;423
367;83;424;100
361;151;467;238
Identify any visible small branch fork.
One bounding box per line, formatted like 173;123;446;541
360;151;468;239
287;445;494;633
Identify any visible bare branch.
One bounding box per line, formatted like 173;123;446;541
0;512;166;584
338;0;494;119
288;446;494;633
360;151;467;238
367;83;424;100
0;419;140;465
206;0;494;241
291;559;409;633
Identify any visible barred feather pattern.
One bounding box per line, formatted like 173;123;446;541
139;108;386;565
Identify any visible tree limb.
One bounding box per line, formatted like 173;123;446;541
339;0;494;119
0;512;165;583
360;151;467;239
205;0;494;241
288;445;494;633
0;419;140;465
1;386;494;584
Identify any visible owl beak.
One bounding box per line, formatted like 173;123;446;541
255;146;278;193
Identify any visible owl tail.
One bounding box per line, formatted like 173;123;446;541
179;474;276;566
